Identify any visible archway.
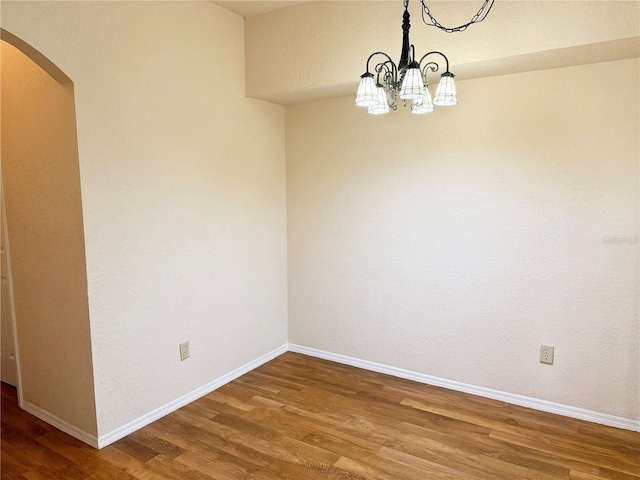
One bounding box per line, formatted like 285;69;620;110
1;29;98;443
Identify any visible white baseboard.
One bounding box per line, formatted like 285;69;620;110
288;344;640;433
23;341;637;451
96;343;288;448
21;400;99;448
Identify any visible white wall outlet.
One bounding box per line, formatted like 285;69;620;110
179;341;190;361
540;345;554;365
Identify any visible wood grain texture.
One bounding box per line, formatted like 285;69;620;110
2;352;639;479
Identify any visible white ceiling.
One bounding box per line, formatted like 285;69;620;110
214;1;308;18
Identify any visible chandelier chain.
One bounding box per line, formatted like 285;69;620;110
420;0;495;33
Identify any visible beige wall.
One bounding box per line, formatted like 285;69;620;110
2;0;637;443
286;59;639;420
1;41;97;435
1;1;288;437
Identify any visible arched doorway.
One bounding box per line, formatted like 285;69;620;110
1;29;97;443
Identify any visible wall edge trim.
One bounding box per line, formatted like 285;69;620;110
21;401;99;448
1;28;72;84
96;343;288;449
288;344;640;432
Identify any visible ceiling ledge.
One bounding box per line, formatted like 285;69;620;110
454;36;640;83
244;1;639;106
247;37;640;105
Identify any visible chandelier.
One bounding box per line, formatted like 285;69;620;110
355;0;457;115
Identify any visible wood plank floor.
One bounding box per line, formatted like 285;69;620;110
2;352;639;479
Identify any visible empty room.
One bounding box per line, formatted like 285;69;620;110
0;0;638;478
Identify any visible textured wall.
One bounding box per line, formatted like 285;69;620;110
245;1;640;103
2;1;288;436
2;0;637;441
286;59;639;420
1;41;97;435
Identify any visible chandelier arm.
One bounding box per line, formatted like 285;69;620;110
365;51;397;75
374;60;397;85
417;51;450;74
420;61;439;82
420;0;495;33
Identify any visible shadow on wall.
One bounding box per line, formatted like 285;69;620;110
1;29;98;438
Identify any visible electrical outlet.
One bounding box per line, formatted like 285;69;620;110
540;345;554;365
179;341;190;361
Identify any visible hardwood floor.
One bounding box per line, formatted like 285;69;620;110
2;352;639;479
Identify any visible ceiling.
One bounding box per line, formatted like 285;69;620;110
214;1;308;18
216;0;640;105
